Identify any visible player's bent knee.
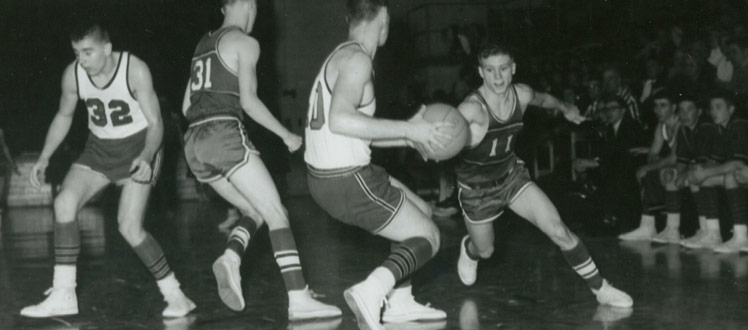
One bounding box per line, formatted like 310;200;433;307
118;223;146;245
548;224;576;248
53;193;78;223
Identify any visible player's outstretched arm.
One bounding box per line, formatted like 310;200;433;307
236;35;301;152
329;51;452;152
30;63;79;188
128;55;163;181
517;83;585;124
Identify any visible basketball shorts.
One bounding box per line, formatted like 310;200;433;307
184;116;259;183
74;129;162;184
458;159;533;224
307;164;404;233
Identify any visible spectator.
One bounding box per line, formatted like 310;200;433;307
724;37;748;96
603;67;641;125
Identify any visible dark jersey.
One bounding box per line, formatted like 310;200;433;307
185;27;243;123
455;86;524;184
727;117;748;163
676;120;703;165
696;122;729;163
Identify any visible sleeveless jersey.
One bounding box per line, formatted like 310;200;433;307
455;86;524;184
304;41;376;169
76;52;148;139
185;27;243;123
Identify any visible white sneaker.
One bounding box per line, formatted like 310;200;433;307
383;320;448;330
683;232;723;249
213;254;244;311
592;305;633;324
20;287;78;318
162;288;196;318
288;286;342;321
382;287;446;323
457;236;478;286
343;280;387;330
591;280;633;308
679;229;705;247
618;226;656;241
288;318;342;330
651;227;681;244
713;236;748;254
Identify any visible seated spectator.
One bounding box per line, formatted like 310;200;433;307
724;37;748;97
619;90;679;241
603;66;642;125
686;90;748;252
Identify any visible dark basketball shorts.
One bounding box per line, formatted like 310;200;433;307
458;160;533;224
74;129;162;185
307;164;405;233
184;116;259;183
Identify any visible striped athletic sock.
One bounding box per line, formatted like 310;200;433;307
269;228;306;291
54;221;80;265
226;216;259;257
701;187;720;220
562;241;603;290
382;237;433;282
726;188;748;225
133;233;172;280
665;190;681;215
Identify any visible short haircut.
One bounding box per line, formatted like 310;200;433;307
477;43;515;65
599;92;626;108
651;89;674;103
675;90;701;107
70;22;110;44
726;37;748;51
347;0;388;26
709;88;736;107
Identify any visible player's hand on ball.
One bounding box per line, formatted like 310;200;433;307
129;157;153;183
284;132;303;152
29;159;49;190
407;105;454;154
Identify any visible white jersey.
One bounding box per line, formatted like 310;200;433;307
305;41;376;169
76;52;148;139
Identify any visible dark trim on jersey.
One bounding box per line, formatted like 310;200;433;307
74;61;81;100
462;152;515;166
472;85;518;124
191;89;240;97
86;51;124;90
125;53;136;100
321;41;376;109
192;27;242;76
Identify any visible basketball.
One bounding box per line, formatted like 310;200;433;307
419;103;469;161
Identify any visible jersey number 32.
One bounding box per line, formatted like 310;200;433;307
86;98;133;127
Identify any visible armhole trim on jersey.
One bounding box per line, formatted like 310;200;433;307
125;52;137;100
215;28;240;77
74;61;81;100
323;41;364;94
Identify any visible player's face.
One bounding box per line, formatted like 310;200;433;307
677;101;700;127
653;98;674;123
709;98;734;125
72;36;111;76
479;54;515;95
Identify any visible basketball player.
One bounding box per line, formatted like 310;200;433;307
619;90;680;242
686;91;748;253
666;94;714;247
181;0;341;320
305;1;451;329
455;44;632;308
21;23;195;318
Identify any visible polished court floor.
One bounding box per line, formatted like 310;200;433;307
2;193;748;330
